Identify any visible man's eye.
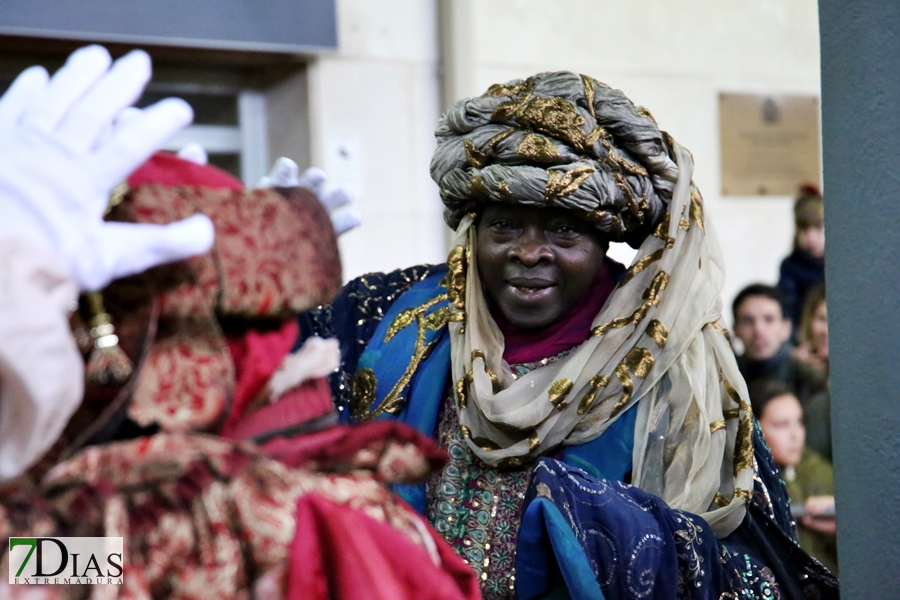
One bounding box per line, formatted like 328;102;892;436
554;224;580;236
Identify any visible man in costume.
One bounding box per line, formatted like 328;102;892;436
0;47;478;600
298;72;839;599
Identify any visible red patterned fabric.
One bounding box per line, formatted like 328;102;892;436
227;378;334;442
128;316;234;432
262;421;449;483
128;151;244;190
289;493;480;600
111;184;342;319
191;186;342;317
220;319;336;442
1;428;468;599
103;154;343;434
112;185;221;318
222;320;299;433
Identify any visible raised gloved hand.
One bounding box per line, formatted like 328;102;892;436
258;157;362;236
0;45;214;291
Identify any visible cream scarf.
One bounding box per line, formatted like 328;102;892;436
448;143;755;538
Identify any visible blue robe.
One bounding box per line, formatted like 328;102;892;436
297;264;837;600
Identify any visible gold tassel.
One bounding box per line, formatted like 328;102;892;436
85;291;133;385
105;181;129;216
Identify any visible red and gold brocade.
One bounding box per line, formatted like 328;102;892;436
0;154;479;600
1;424;477;599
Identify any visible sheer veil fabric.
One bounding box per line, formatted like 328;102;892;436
447;143;755;539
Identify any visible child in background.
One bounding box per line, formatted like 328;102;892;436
778;184;825;341
749;379;838;574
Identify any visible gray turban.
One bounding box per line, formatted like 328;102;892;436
430;72;680;247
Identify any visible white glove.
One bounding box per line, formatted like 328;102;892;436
0;45;214;292
257;157;362;236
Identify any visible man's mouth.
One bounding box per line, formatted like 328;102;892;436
506;278;555;300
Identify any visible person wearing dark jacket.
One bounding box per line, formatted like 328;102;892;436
778;185;825;339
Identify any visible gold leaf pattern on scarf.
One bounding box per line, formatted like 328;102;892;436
580;74;596;118
491;78;535;121
518;133;560;164
464;129;516;169
609;348;655;417
544;166;595;202
732;412;755;476
652;212;676;248
646;319;668;349
456;376;468;409
445;244;467;311
592;271;670;337
460;424;472;439
548;378;574;408
620;248;665;286
624;347;654;378
529;432;540;451
349;368;377;421
723;408;741;419
690;188;705;231
704;320;732;344
709;420;726;433
463;138;488;169
734;488;752;503
713;492;731;507
679;218;690;230
488;81;528;98
577;374;610;415
493;88;598;154
613;171;635;203
585;125;611;146
653;212;670;237
612;153;649;177
518;96;587;150
485;367;503;394
636;106;658;125
468;174;491;200
471;349;486;362
611;363;633;416
723;379;742;405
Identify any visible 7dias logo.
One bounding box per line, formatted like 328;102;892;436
8;537;123;585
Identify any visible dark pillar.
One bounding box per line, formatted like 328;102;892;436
818;0;900;595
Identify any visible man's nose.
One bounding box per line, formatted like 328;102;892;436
510;227;552;266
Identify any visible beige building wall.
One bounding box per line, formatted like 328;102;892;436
307;0;447;281
311;0;822;327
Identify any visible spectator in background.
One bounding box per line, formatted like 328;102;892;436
792;283;832;461
750;379;837;574
794;283;829;376
778;184;825;340
732;283;826;406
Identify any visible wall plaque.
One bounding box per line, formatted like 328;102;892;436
719;93;821;196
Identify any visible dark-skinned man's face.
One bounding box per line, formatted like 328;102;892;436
476;203;608;330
